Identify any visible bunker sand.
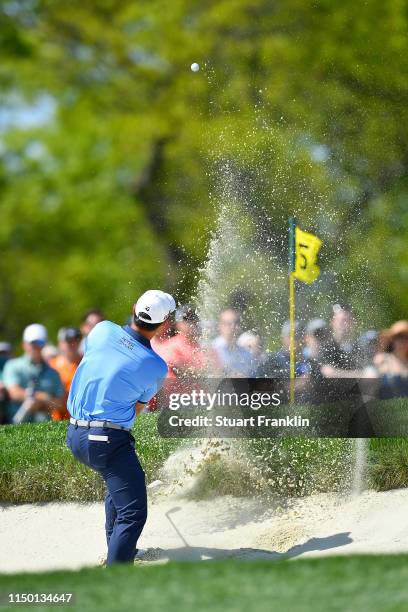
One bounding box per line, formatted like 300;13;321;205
1;488;408;573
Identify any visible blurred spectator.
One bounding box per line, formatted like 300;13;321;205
79;308;105;354
0;342;12;374
228;288;254;331
2;324;64;423
374;321;408;398
151;317;173;360
148;306;219;411
0;342;12;425
49;327;82;420
42;344;59;362
303;318;330;361
237;331;265;371
257;321;309;378
331;303;355;350
212;308;254;376
330;303;359;367
159;305;219;378
81;308;105;336
146;315;178;411
356;330;379;368
303;318;347;368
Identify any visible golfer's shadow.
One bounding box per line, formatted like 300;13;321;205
154;532;353;562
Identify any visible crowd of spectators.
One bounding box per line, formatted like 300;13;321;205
0;309;103;424
0;301;407;425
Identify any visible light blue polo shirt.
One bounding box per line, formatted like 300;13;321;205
67;321;168;428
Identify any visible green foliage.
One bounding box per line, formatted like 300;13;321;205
0;0;407;340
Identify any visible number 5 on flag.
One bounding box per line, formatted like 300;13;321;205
294;227;323;284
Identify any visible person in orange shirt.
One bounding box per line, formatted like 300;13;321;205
49;327;82;420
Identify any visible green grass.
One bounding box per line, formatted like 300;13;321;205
1;556;408;612
369;438;408;491
0;415;181;503
1;400;408;503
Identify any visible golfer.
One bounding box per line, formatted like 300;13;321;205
66;290;175;565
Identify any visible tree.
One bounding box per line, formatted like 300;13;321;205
0;0;407;341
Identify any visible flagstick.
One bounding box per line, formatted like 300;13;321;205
289;272;295;403
288;217;296;404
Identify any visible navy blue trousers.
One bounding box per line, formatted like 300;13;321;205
66;423;147;565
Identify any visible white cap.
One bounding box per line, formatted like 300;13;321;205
23;323;48;345
135;290;176;325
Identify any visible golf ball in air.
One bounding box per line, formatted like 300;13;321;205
191;62;200;72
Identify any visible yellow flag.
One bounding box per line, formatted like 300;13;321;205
294;227;323;284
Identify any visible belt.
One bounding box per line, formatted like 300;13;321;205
69;417;131;432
